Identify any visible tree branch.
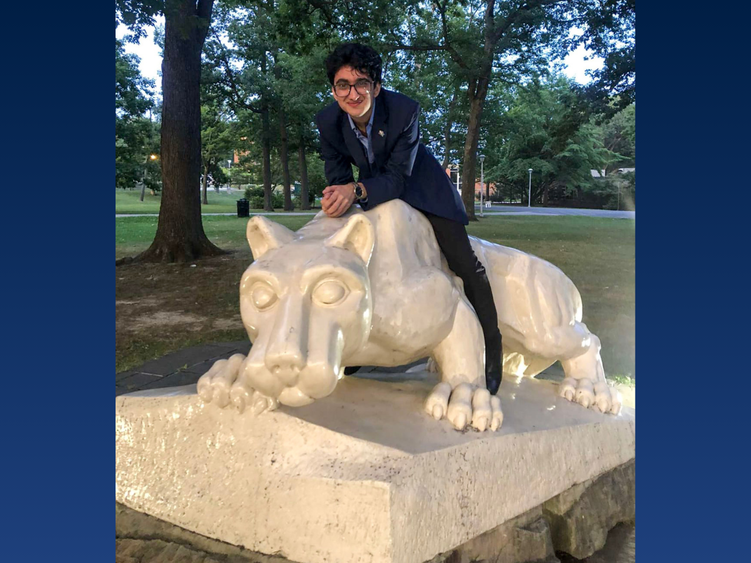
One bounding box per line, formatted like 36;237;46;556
209;32;261;114
383;43;450;52
195;0;215;44
305;0;338;27
196;0;214;21
434;0;468;70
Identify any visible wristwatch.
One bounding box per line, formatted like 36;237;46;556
352;182;365;200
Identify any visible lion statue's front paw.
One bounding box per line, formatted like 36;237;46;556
197;354;278;414
424;382;503;432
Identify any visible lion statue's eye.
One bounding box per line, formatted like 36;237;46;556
250;283;278;310
313;280;348;306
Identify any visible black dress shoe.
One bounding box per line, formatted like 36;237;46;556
343;366;361;375
485;336;503;395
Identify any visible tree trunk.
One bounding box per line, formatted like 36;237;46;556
461;76;490;221
442;86;458;170
137;0;223;262
260;56;273;212
202;159;209;205
272;50;293;211
298;137;310;210
261;103;273;211
278;111;293;211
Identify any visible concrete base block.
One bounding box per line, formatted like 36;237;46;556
116;372;635;563
543;459;635;559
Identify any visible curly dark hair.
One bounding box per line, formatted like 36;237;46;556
325;43;383;86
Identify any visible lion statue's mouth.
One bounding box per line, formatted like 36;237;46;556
278;386;314;407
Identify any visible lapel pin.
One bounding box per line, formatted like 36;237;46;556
378;130;385;137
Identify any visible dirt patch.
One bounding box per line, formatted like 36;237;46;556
127;311;208;332
116;250;252;373
115;297;161;308
211;316;244;331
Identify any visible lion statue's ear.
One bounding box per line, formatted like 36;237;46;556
246;216;295;260
325;214;375;266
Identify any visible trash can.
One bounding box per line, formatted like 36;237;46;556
237;198;249;218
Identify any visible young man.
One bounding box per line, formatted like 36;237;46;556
314;43;504;395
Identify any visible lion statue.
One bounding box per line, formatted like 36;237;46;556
198;200;621;432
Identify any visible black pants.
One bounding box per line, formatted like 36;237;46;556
423;212;502;353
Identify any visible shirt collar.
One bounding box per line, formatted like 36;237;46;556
347;97;376;136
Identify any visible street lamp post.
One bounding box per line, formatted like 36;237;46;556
527;168;533;208
140;154;158;202
449;163;461;195
479;155;485;218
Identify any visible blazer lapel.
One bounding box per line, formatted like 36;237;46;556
371;90;389;171
341;116;370;174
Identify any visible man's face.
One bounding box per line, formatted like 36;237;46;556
332;65;381;121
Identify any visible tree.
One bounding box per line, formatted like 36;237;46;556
204;2;279;211
485;77;611;205
116;38;159;191
200;105;234;204
117;0;224;262
573;0;636;117
200;65;235;204
595;103;635;175
373;1;635;219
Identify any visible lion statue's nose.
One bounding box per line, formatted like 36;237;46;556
266;356;304;387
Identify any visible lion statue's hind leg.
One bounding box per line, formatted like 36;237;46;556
558;332;622;415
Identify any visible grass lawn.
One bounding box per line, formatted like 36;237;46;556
116;189;319;215
116;188;242;214
116;213;635;383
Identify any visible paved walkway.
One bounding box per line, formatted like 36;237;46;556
116;341;251;395
116;206;635;219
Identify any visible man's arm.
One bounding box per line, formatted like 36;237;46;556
359;103;420;211
315;114;355;187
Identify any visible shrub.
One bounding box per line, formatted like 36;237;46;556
244;185;285;209
292;190;316;209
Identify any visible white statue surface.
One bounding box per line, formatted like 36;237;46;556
198;200;621;431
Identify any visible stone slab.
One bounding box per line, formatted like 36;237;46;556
116;372;635;563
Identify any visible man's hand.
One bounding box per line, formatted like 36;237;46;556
322;183;356;218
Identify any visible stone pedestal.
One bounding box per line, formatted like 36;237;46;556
116;372;635;563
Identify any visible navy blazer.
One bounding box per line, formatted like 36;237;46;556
315;88;468;225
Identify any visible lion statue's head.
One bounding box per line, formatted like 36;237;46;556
239;211;375;407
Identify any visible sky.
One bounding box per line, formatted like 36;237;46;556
117;18;603;98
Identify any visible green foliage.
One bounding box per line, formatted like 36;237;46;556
595;103;635;173
244;185;265;209
116;38;154;118
200;75;236;189
244;185;283;209
292;192;315;209
572;0;636;116
115;0;163;40
116;0;635;210
484;78;613;204
115;38;161;191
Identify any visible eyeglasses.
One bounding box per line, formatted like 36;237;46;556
333;79;373;97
